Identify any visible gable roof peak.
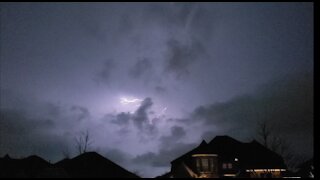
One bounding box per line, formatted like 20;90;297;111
199;140;207;146
4;154;11;159
209;135;239;144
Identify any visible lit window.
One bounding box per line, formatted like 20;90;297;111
196;158;201;172
210;158;214;171
196;158;214;172
202;158;209;171
193;154;217;173
222;163;227;169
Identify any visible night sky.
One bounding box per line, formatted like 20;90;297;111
0;3;313;177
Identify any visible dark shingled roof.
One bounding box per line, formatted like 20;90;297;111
155;171;171;178
1;152;140;178
54;152;140;178
239;140;286;169
171;140;209;165
0;154;51;178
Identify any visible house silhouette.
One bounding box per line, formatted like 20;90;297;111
0;154;50;178
0;152;139;178
54;152;139;178
166;135;287;178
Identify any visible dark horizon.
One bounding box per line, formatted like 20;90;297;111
0;134;313;178
0;2;313;177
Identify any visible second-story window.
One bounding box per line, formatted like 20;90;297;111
222;162;233;169
222;163;227;169
202;158;209;171
193;154;218;174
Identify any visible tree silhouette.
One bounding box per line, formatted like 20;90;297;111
62;146;70;159
257;120;271;148
75;130;93;155
256;120;301;170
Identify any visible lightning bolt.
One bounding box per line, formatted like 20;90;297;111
120;97;142;105
156;107;167;119
161;107;167;114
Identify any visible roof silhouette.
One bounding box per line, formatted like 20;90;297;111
0;155;50;178
36;167;70;178
171;135;286;171
1;152;140;178
54;152;140;178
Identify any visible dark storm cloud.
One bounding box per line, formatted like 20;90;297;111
108;97;158;136
0;108;66;160
70;105;90;122
136;3;210;79
132;97;153;129
154;3;217;44
110;112;131;125
159;125;186;147
103;148;132;165
191;72;313;154
132;152;159;166
129;58;153;79
77;9;109;43
0;109;55;135
170;126;186;138
164;38;205;78
95;59;116;84
0;89;95;160
144;3;202;31
132;97;160;137
154;86;166;94
132;142;196;168
132;125;190;168
0;3;313;177
45;103;62;118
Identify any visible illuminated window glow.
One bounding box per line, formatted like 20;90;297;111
222;163;227;169
246;169;286;172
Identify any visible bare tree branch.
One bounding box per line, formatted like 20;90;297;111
62;146;70;159
257;120;271;148
256;120;300;170
75;130;93;155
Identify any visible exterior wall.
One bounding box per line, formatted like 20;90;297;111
171;152;286;178
170;163;196;178
219;159;240;177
